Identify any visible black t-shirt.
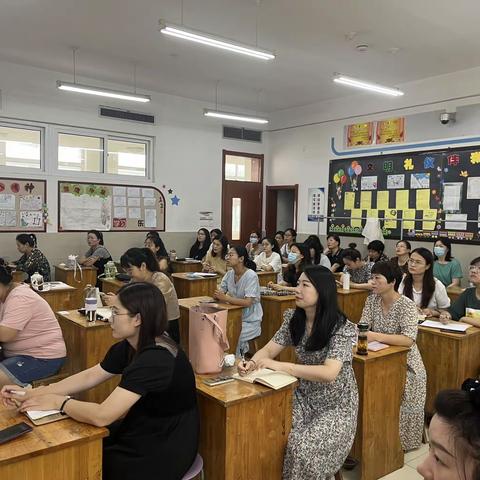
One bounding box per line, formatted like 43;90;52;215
327;248;344;268
189;243;209;260
100;339;199;480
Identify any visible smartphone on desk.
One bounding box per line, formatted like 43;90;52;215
0;422;33;445
202;376;234;387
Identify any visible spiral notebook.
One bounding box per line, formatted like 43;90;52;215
25;409;68;426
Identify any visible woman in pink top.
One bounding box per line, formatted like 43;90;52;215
0;266;66;387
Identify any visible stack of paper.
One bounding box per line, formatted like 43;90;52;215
421;320;471;332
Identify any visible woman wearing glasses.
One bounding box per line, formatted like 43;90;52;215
440;256;480;328
398;248;450;318
1;282;199;480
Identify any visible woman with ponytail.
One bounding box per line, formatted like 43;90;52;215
14;233;51;282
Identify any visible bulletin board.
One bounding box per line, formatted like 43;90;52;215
58;181;165;232
0;178;46;232
327;146;480;243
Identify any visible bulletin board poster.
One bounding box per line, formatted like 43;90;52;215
308;187;325;222
327;146;480;244
346;122;374;147
58;181;165;232
0;178;46;232
376;117;405;144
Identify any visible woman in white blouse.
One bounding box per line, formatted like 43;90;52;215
254;237;282;280
398;247;450;317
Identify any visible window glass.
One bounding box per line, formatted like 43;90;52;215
224;155;260;182
107;139;146;176
58;133;103;172
0;126;41;169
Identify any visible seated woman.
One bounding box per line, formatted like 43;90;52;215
0;266;66;387
324;234;343;272
275;231;285;252
398;248;450;317
440;256;480;328
364;240;389;263
203;236;229;279
144;231;172;276
245;231;263;260
361;261;426;451
339;244;374;290
206;228;223;253
305;235;331;268
213;246;262;355
269;243;311;293
189;228;211;261
2;282;199;480
78;230;112;280
280;228;297;262
238;266;358;479
390;239;411;275
13;233;51;282
417;379;480;480
433;237;463;288
254;237;282;279
115;248;180;343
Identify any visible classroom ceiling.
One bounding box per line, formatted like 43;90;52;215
1;0;480;113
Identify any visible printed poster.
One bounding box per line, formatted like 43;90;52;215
307;187;325;222
376;117;405;144
346;122;374;147
361;176;377;191
387;174;405;190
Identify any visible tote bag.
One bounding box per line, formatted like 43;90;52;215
189;304;229;374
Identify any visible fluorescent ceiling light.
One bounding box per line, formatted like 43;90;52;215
56;81;151;103
333;74;404;97
204;109;268;124
159;21;275;60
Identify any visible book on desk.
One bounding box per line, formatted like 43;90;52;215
232;368;297;390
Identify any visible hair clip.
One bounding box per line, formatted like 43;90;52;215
461;378;480;408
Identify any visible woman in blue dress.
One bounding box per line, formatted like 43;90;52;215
214;246;262;355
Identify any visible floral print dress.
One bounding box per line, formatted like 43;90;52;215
16;248;51;282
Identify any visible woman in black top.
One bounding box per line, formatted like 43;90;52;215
189;228;211;260
144;231;172;276
14;233;51;282
4;282;199;480
324;234;344;272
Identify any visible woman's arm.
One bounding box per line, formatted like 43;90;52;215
213;290;254;307
158;258;169;272
447;278;460;288
237;340;285;375
350;281;374;290
79;256;99;267
259;358;342;383
367;331;413;347
459;316;480;328
0;325;18;342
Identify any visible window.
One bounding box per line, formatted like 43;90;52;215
231;198;241;240
58;133;103;172
0;125;41;169
107;139;146;176
224;155;261;182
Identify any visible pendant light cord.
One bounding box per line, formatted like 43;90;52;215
72;47;78;83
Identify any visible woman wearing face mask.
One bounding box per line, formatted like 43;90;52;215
254;237;282;279
339;244;374;291
417;379;480;480
13;233;51;282
188;228;211;261
390;240;411;275
144;232;171;276
245;231;263;260
238;266;358;480
361;261;426;452
440;256;480;328
78;230;112;280
2;282;199;480
213;246;262;355
398;248;450;318
305;235;331;268
203;236;229;279
324;234;343;273
280;228;297;262
269;243;311;292
364;240;389;263
433;237;463;288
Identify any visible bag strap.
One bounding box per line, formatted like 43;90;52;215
201;313;230;351
73;257;83;283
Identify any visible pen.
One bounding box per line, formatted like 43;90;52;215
7;390;26;396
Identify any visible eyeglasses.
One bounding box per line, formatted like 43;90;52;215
408;258;425;266
111;311;132;318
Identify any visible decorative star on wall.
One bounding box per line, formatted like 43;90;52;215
171;195;180;206
168;189;173;194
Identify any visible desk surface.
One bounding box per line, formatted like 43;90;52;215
419;324;480;339
178;296;243;313
172;260;202;265
0;407;107;466
172;272;219;281
33;284;76;294
99;278;127;287
57;310;112;329
353;345;409;363
55;265;97;272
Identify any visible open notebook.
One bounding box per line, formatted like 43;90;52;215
25;409;68;426
233;368;297;390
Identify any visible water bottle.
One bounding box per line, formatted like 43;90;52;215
84;284;97;322
342;271;351;290
356;321;369;356
31;272;44;291
169;249;177;261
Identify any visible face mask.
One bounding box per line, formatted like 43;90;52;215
250;237;258;244
288;252;299;264
434;246;446;257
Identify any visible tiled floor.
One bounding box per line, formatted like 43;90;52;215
341;444;428;480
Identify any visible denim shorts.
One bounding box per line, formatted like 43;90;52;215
0;355;65;386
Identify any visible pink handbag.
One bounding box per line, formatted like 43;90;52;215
188;304;230;374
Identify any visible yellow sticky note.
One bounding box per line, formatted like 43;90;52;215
396;190;409;210
377;191;390;210
351;209;362;228
422;209;437;230
367;209;378;219
416;189;430;210
402;209;416;230
360;191;372;210
344;191;355;210
384;209;398;229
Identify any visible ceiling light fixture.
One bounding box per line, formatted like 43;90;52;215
333;74;404;96
204;109;268;124
159;20;275;60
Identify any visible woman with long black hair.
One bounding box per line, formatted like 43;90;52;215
14;233;51;282
239;266;358;479
188;228;211;261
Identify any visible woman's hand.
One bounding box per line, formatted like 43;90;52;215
102;293;116;306
213;289;228;302
19;394;66;413
267;282;282;291
256;358;282;371
0;385;29;409
367;331;380;342
262;264;273;272
237;360;257;376
421;308;438;318
439;311;452;325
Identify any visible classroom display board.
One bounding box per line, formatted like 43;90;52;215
328;146;480;243
58;181;165;232
0;178;46;232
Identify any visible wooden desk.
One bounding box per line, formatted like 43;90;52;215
257;270;277;286
446;286;464;304
57;310;120;403
171;260;203;273
178;296;243;355
351;346;408;480
0;407;107;479
259;295;296;362
172;273;218;299
33;284;77;312
100;277;128;294
54;265;97;308
337;288;369;323
418;325;480;414
196;367;295;480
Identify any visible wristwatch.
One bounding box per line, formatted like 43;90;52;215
60;395;72;415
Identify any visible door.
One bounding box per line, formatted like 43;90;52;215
265;185;298;236
222;150;263;245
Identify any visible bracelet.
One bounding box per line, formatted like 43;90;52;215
60;396;72;415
